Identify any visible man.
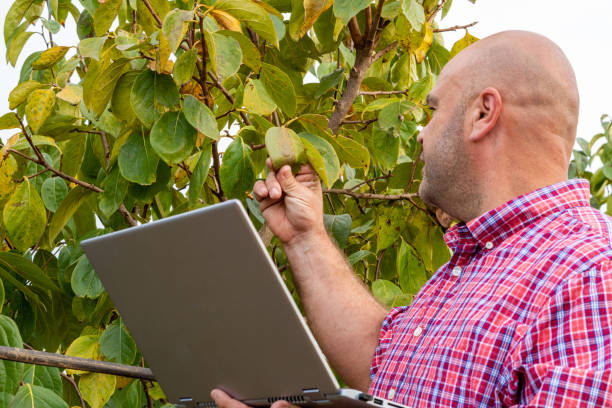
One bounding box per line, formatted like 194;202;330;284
212;31;612;407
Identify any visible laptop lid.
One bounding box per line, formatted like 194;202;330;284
81;200;340;406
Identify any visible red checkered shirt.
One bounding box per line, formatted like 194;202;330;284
368;179;612;407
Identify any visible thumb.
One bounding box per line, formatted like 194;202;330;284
277;165;307;196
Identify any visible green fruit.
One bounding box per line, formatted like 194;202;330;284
265;126;308;173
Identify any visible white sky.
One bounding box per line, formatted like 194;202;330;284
1;0;611;146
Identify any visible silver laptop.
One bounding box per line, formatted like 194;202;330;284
81;200;406;408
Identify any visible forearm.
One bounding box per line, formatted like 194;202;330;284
284;231;388;391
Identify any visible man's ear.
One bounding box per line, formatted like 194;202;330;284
468;87;502;142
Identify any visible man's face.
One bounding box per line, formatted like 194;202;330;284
417;76;472;218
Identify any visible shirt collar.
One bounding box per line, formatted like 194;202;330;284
444;178;591;252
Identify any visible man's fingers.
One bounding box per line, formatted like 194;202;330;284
253;180;268;202
277;165;307;195
210;389;249;408
270;400;299;408
266;168;282;200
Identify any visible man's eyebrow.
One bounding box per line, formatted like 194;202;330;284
426;94;437;106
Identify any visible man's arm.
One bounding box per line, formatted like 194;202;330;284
254;163;388;390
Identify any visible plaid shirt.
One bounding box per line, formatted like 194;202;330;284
368;179;612;407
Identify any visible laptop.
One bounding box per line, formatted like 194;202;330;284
81;200;406;408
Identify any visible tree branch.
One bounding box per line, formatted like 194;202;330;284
360;88;409;96
142;0;163;28
348;16;363;47
0;346;155;380
375;248;386;281
323;189;416;201
427;0;449;23
372;41;398;62
118;203;138;227
341;118;377;126
141;379;154;408
208;71;252;127
60;373;86;408
434;21;478;33
211;142;225;201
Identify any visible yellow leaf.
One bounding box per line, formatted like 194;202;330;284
2;177;47;250
57;84;83;105
301;0;333;37
161;9;193;54
414;23;433;63
148;382;167;400
8;80;44;110
25;89;55;133
79;373;116;408
115;376;133;389
65;334;100;375
0;155;18;206
157;32;172;74
210;9;242;32
449;30;479;59
0;134;20;166
31;45;70;70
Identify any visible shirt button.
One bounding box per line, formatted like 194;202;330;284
388;388;395;399
485;241;494;250
413;326;423;337
451;266;461;277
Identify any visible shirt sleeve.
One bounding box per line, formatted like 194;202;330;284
497;260;612;407
369;306;408;381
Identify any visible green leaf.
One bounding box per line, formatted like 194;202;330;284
0;279;3;314
219;137;255;198
93;0;121;36
388;161;413;189
162;9;193;53
301;137;328;186
6;29;35;67
214;0;278;46
209;32;242;79
371;279;402;307
9;384;68;408
9;80;44;110
188;146;212;206
260;63;296;116
3;178;46;250
333;135;370;168
371;124;399;171
45;187;93;247
130;70;180;128
449;30;479;59
118;129;160;185
333;0;370;25
41;177;68;212
300;132;340;186
79;373;116;408
243;78;276;116
323;213;352;248
302;0;334;37
408;74;434;103
315;68;343;98
22;365;63;398
0;113;21;130
78;36;106;60
111;71;139;122
4;0;40;44
25;89;55;133
71;255;105;299
150;111;197;164
397;240;428;294
173;48;197;86
400;0;425;31
0;315;23;407
265;126;307;172
377;207;403;251
99;319;137;365
217;30;262;71
99;166;128;218
0;252;59;292
347;250;374;265
89;58;130;117
31;46;70;70
183;95;219;141
41;17;61;34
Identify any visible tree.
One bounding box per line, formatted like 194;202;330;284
0;0;609;406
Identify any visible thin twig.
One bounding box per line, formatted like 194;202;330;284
360;89;409;96
141;379;154;408
208;71;252;126
272;111;280;127
178;162;193;177
375;249;386;281
60;373;86;408
142;0;163;27
427;0;449;23
348;174;391;191
251;144;266;151
211;142;225;200
325;193;336;214
373;41;398;62
368;0;386;46
341;118;377;126
118;204;138;227
27;168;50;179
434;21;478;33
323;189;416;201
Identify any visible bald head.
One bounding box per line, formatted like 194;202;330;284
448;30;580;152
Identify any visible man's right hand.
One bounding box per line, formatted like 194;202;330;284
253;160;326;247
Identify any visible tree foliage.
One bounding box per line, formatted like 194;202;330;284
0;0;609;406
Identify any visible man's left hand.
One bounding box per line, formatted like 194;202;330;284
210;389;298;408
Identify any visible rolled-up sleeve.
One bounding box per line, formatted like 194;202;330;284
497;260;612;407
